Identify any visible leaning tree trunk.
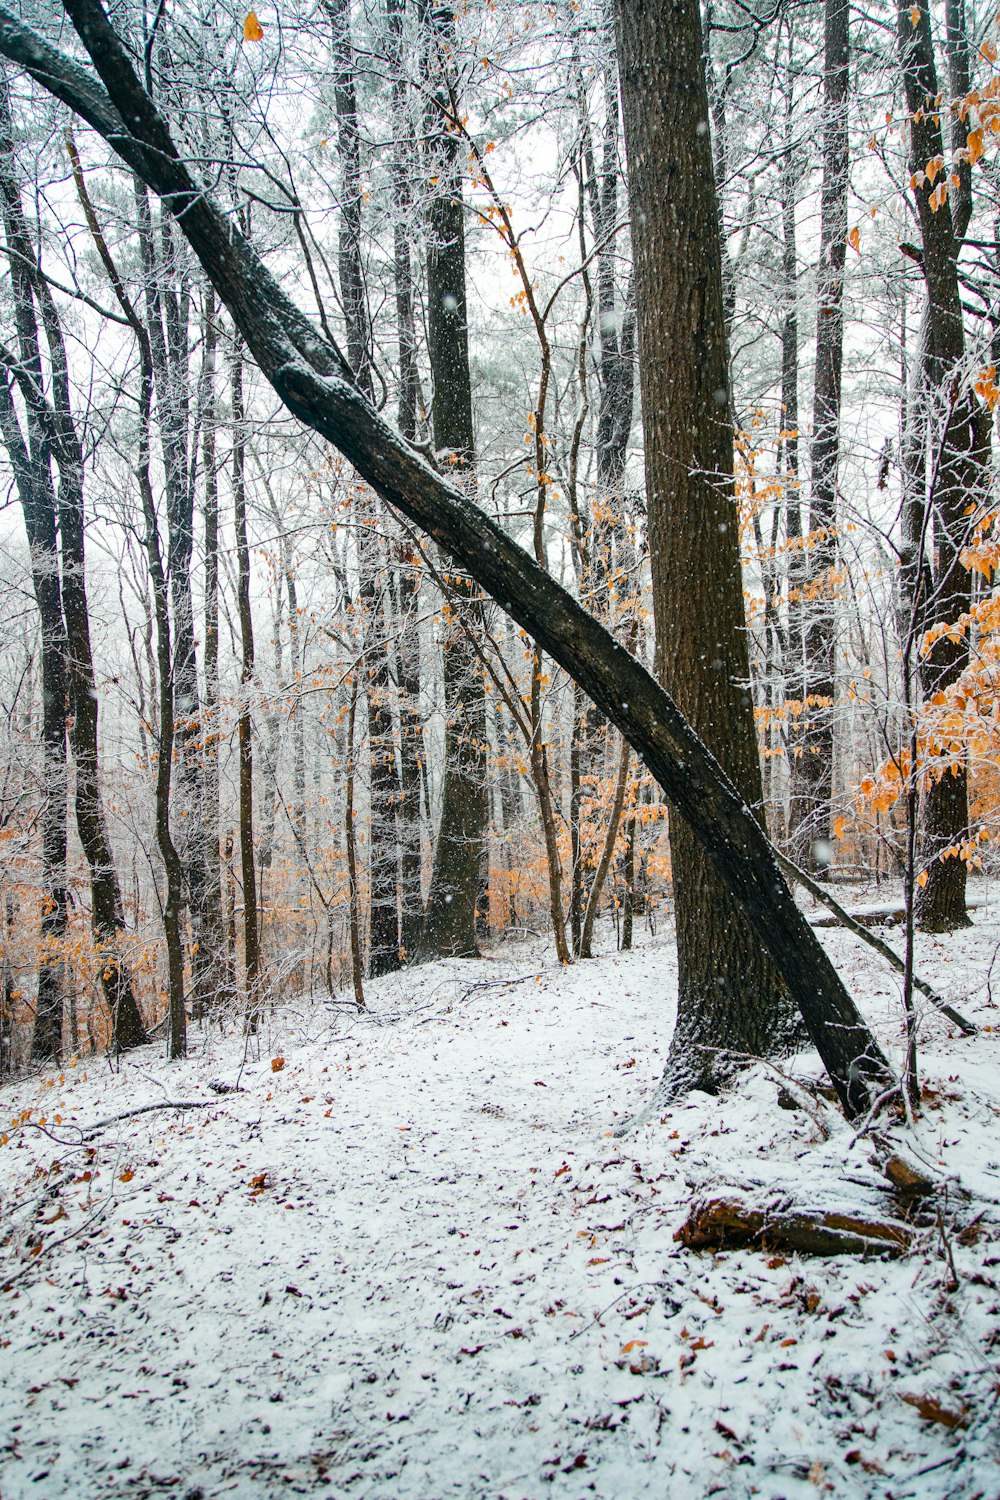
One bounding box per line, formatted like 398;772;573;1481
615;0;801;1097
1;0;896;1118
419;0;489;959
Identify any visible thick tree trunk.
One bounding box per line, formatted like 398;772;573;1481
3;0;896;1116
419;0;489;959
897;0;987;931
615;0;800;1096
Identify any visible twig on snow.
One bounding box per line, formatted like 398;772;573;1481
79;1100;214;1140
774;850;977;1036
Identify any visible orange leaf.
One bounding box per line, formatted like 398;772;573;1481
847;225;861;253
910;4;920;23
243;11;264;41
980;40;998;62
271;1056;285;1073
917;870;929;888
118;1168;134;1183
621;1340;648;1353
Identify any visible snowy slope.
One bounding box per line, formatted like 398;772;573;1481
1;904;998;1499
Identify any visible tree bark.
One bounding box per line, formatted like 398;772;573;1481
615;0;800;1097
329;0;402;974
197;286;231;1011
0;75;68;1065
132;180;218;1015
419;0;489;959
793;0;849;870
897;0;988;931
231;343;263;1024
0;0;895;1117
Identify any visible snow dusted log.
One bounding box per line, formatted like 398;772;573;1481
676;1195;913;1258
0;0;895;1118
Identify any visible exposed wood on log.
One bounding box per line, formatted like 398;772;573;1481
675;1195;913;1257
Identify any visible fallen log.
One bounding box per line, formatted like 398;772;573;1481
675;1194;913;1257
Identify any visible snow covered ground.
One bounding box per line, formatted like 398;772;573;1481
1;892;998;1499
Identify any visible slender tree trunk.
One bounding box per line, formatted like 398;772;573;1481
0;375;67;1065
231;343;263;1023
387;0;420;442
68;144;185;1049
779;43;806;848
794;0;849;871
0;892;14;1072
386;0;425;959
198;287;231;1011
329;0;402;974
344;675;366;1010
133;187;216;1015
615;0;800;1096
390;545;425;958
419;0;488;958
0;81;67;1063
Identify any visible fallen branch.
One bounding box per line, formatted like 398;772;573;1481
774;851;977;1036
80;1099;214;1139
675;1194;913;1257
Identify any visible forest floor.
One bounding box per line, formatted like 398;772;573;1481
0;888;999;1499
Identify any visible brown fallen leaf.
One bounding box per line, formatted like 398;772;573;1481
901;1392;969;1430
